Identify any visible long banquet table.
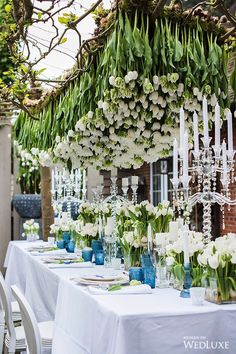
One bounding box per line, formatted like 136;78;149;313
4;241;236;354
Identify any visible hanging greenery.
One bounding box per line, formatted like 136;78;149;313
14;8;231;169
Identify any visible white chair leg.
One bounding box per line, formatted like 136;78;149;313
0;321;4;354
7;338;16;354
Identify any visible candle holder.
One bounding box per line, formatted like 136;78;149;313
180;263;192;298
121;186;129;199
171;102;236;243
104;234;117;267
131;184;138;204
51;167;86;220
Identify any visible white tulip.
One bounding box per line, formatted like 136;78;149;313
208;255;219;269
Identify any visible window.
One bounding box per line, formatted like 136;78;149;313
150;158;173;206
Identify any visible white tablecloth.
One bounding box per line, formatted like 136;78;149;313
5;241;236;354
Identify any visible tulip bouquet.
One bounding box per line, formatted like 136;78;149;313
197;234;236;303
116;200;174;266
22;219;40;241
166;231;205;288
73;220;99;248
78;201;112;224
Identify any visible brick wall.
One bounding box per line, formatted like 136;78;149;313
100;162;151;202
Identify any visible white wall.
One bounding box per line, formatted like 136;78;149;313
0;124;12;271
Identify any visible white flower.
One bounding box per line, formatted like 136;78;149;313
102;102;109;111
231;253;236;264
132;71;138;80
124;231;134;244
68;130;74;137
166;256;175;266
208;254;219;269
74;121;84;131
109;76;116;86
125;75;130;84
153;75;159;85
87;111;94;119
98;100;103;108
197;253;207;266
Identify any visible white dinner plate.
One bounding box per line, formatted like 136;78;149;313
73;275;129;286
43;257;83;264
79;274;123;282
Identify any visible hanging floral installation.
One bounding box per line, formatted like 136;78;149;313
14;3;233;169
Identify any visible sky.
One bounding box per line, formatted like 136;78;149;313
27;0;112;82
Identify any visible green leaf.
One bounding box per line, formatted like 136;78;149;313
37;68;46;75
37;12;42;20
58;16;69;24
60;37;67;44
108;284;122;292
5;4;11;12
230;59;236;97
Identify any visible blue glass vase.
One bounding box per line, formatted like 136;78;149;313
57;240;65;249
141;253;154;268
82;248;93;262
129;267;143;282
95;251;104;265
62;231;71;248
91;240;103;254
143;267;156;289
66;239;75;253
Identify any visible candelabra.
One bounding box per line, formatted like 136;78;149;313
51;167;87;220
171;100;236;243
121;176;139;202
92;184;104;204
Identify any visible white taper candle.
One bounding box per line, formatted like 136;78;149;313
215;102;221;150
182;131;189;184
203;96;209;146
227;110;233;152
193;111;199;154
222;140;227;186
179;107;185;154
173;138;178;183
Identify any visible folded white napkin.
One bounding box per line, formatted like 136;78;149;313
88;284;152;295
30;249;68;256
48;262;94;269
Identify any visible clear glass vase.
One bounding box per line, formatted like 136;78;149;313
123;253;131;271
205;276;236;304
26;233;38;242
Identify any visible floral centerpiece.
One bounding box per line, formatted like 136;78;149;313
74;201;112;247
22;219;39;241
197;234;236;303
166;231;204;288
116;200;174;267
79;201;112;224
73;220;99;248
50;218;74;239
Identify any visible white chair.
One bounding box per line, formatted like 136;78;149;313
11;286;41;354
11;286;53;354
0;274;53;353
0;273;22;353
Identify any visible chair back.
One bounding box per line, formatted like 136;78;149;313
0;272;16;343
11;285;41;354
